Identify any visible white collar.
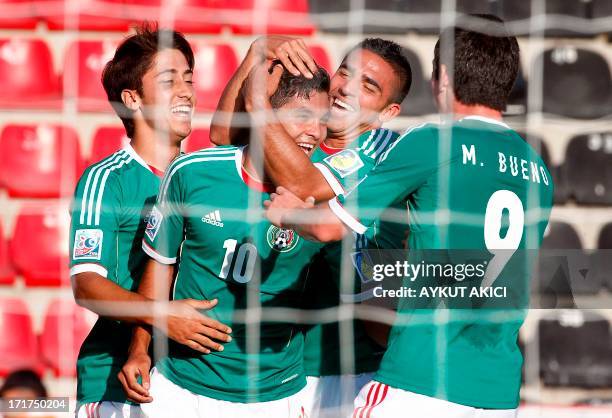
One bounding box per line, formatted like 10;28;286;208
121;143;151;172
460;115;510;129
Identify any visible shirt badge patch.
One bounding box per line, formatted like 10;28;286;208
145;206;163;241
324;149;364;178
73;229;103;260
266;225;300;253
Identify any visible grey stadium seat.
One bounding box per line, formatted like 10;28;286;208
563;133;612;204
534;47;612;119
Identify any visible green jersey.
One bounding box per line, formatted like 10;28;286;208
69;145;163;405
303;128;406;376
329;117;554;408
142;146;322;403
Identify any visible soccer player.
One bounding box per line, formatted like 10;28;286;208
69;27;230;418
124;66;330;417
211;36;412;418
266;15;554;418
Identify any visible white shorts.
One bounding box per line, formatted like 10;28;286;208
140;367;308;418
303;373;373;418
352;380;518;418
76;402;142;418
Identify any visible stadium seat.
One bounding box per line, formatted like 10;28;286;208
535;47;612;119
596;223;612;292
563;133;612;204
404;0;493;34
499;0;591;37
90;126;130;164
0;124;83;198
39;298;93;377
400;47;436;116
308;0;411;34
192;43;238;112
0;0;39;29
10;205;71;287
0;298;39;376
308;45;333;75
516;132;567;204
0;222;15;285
184;128;212;153
539;311;612;387
121;0;224;33
537;222;600;298
63;40;118;112
0;38;60;109
228;0;314;34
42;0;131;31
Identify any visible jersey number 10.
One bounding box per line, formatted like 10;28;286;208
219;239;257;283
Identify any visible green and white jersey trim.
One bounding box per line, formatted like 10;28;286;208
143;147;241;265
70;144;152;278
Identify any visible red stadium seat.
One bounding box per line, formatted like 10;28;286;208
0;38;60;109
90;126;130;164
309;45;333;75
227;0;314;34
0;298;39;376
63;40;118;112
10;205;71;287
0;222;15;285
122;0;224;33
39;298;94;377
42;0;131;31
192;43;238;112
0;0;39;29
184;128;212;153
0;124;83;198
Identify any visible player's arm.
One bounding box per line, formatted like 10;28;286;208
244;63;337;201
210;36;318;146
266;129;435;241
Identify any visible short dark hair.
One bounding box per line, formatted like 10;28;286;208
433;14;520;111
269;64;330;109
346;38;412;105
0;369;47;398
101;24;195;139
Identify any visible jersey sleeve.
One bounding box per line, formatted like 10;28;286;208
69;167;121;279
314;129;400;196
328;126;438;236
141;166;185;265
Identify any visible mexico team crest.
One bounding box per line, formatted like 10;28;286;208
145;206;163;241
73;229;103;260
266;226;300;252
324;149;364;178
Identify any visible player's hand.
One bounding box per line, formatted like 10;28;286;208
243;61;283;114
163;298;232;354
117;351;153;403
264;186;315;227
249;35;317;78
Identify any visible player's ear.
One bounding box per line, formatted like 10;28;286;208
378;102;401;124
438;64;451;92
121;89;141;111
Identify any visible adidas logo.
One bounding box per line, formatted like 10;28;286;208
202;210;224;227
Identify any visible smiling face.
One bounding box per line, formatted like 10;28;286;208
327;48;401;137
275;90;329;156
138;48;196;143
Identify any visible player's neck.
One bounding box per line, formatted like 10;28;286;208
450;102;503;122
242;146;267;184
326;124;372;148
131;130;182;172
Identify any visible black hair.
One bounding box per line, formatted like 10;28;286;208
101;23;195;138
346;38;412;104
269;63;330;109
0;369;47;398
433;14;520;111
